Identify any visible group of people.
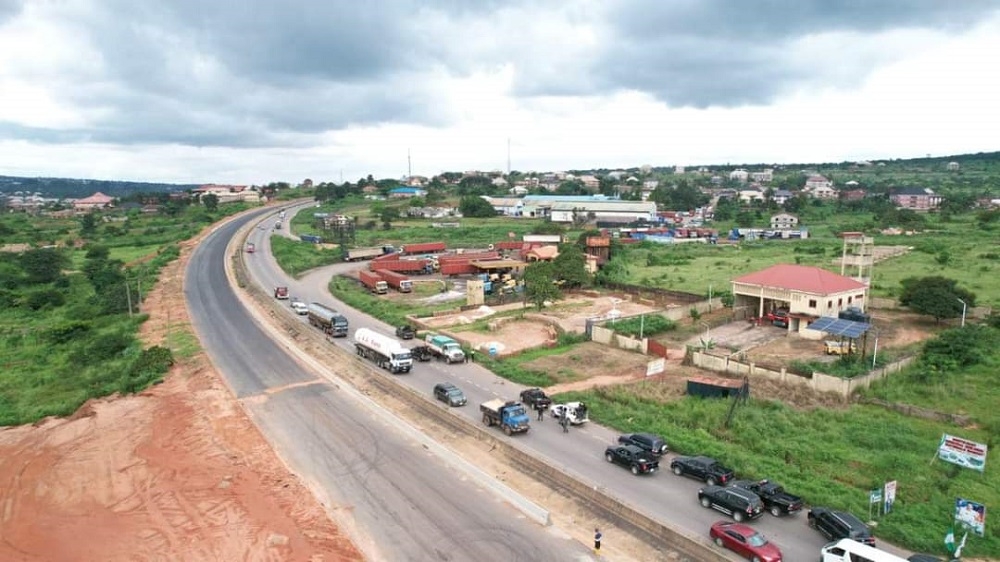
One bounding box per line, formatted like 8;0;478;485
534;403;572;432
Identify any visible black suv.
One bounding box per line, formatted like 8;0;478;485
432;382;467;407
618;433;669;455
395;325;416;340
698;485;764;522
808;507;875;546
670;455;734;486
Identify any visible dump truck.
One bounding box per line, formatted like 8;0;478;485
480;399;530;436
274;286;289;300
307;302;349;337
359;270;388;294
344;246;393;262
353;328;413;373
379;270;413;293
425;334;466;364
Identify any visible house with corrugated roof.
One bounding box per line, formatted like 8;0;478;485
73;192;115;211
731;264;868;334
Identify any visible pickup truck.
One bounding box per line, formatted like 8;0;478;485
395;325;416;340
519;388;552;411
731;479;804;517
604;445;659;475
550;401;589;425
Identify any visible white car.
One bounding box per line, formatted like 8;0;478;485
550;401;589;425
290;299;308;315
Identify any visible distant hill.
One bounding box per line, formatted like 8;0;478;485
0;176;200;199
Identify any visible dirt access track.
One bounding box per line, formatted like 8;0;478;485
0;212;362;561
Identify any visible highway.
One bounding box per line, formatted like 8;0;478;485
242;203;850;562
186;209;593;562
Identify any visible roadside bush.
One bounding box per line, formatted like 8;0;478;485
44;320;92;344
609;314;676;337
919;325;996;377
121;345;174;393
70;332;134;366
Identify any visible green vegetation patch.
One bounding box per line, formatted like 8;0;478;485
270;235;344;278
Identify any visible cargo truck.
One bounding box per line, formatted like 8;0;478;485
353;328;413;373
440;261;479;277
480;399;530;436
401;241;447;255
359;270;388;294
425;334;466;363
307;302;349;337
379;270;412;293
344;246;394;262
371;258;431;274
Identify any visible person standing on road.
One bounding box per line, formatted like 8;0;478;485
469;349;475;363
594;528;602;553
536;404;544;421
560;413;569;433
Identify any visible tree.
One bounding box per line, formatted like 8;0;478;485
79;213;97;236
458;196;497;218
379;206;400;229
552;243;589;288
19;247;67;284
523;262;560;310
202;193;219;212
898;276;975;322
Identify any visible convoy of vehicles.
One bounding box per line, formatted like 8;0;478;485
307;302;349;337
479;399;530;435
246;232;918;560
604;444;659;475
353;328;413;373
424;334;466;363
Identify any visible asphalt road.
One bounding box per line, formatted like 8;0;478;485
186;209;592;562
242;204;885;562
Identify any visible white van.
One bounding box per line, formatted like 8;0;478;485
822;539;908;562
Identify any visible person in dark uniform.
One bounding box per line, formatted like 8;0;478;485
536;403;544;421
560;413;569;433
594;528;602;552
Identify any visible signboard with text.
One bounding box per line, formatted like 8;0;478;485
938;434;988;471
646;358;666;376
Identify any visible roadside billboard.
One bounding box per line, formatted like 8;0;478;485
937;434;987;472
955;498;986;537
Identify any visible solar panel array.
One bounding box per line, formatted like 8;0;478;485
808;316;871;338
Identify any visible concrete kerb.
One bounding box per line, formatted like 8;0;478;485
225;216;553;527
227;218;731;561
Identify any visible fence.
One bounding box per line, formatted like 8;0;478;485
688;351;917;398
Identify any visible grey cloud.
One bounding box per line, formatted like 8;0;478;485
515;0;1000;108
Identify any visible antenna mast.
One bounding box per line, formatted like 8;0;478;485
408;149;412;180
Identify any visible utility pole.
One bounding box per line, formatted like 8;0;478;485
507;138;511;177
408;148;412;180
125;279;133;318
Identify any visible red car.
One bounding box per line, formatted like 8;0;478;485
709;521;782;562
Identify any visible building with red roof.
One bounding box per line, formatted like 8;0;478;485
72;192;115;211
731;264;868;333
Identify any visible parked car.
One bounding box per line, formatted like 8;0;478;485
289;298;308;315
670;455;734;486
432;382;467;407
617;433;669;456
730;479;803;517
709;521;782;562
603;445;659;475
395;325;416;340
519;388;553;410
808;507;875;546
698;485;764;522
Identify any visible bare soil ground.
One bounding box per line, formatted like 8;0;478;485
0;219;362;562
521;342;652;385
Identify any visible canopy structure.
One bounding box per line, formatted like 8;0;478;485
809;316;872;339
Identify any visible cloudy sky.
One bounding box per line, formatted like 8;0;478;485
1;0;999;185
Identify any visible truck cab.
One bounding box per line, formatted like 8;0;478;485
330;315;349;337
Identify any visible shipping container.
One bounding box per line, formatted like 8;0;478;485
440;261;479;276
371;258;431;274
401;241;446;255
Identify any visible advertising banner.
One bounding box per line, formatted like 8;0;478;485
884;480;897;514
937;434;988;471
955;498;986;537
